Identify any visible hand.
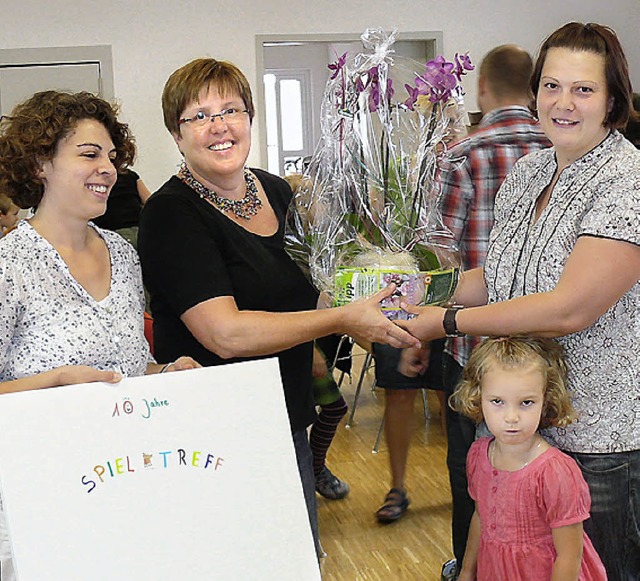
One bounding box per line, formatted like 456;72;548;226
395;304;446;342
55;365;122;387
342;284;421;349
398;344;430;377
312;347;328;378
167;356;201;372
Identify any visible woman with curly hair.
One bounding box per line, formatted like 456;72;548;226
450;337;606;581
0;91;199;578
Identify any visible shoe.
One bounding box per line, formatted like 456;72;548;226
441;559;458;581
375;487;410;523
315;466;350;500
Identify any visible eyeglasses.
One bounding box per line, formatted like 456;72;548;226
178;107;249;128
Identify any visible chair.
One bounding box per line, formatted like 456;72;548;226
371;338;448;452
343;342;437;453
317;333;353;382
344;349;376;428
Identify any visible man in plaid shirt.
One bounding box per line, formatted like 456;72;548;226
439;45;550;581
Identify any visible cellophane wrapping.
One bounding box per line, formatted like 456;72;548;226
285;28;473;318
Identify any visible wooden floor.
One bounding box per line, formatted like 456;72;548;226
318;348;453;581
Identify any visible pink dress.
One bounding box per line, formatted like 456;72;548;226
467;437;607;580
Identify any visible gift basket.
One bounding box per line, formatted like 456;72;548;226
285;28;473;319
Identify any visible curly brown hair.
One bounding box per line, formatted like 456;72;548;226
449;337;577;429
0;91;136;209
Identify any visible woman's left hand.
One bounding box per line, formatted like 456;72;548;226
163;357;201;373
342;285;422;349
395;304;446;342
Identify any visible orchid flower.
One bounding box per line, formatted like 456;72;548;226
366;66;380;112
403;53;473;106
328;52;348;80
403;83;420;110
355;65;394;113
287;33;472;305
428;55;455;76
453;52;474;81
423;58;458;103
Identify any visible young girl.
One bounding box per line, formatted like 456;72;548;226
450;337;607;581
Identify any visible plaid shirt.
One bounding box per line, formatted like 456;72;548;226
439;106;550;367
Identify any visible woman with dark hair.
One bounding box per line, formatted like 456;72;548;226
138;58;419;556
0;91;197;391
399;23;639;581
0;90;198;578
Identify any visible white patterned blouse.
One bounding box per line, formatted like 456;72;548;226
485;130;639;454
0;221;152;381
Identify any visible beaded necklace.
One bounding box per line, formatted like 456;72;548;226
177;162;262;220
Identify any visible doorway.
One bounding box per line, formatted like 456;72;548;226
256;32;443;175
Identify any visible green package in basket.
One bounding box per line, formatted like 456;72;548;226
334;267;459;320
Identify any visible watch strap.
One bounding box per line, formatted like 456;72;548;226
443;307;464;337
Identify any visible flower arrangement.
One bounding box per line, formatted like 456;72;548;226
285;28;473;318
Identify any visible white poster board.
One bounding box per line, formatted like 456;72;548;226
0;360;320;580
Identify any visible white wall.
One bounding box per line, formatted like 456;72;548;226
1;0;638;191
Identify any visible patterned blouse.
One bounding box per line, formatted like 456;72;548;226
0;221;152;381
485;131;639;454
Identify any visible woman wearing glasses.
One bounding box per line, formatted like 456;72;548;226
138;58;419;554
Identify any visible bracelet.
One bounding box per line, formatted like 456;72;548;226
159;361;174;374
443;307;464;338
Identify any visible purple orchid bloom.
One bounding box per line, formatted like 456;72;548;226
366;66;380;111
422;57;458;103
414;75;430;96
353;65;395;112
402;51;471;109
453;52;474;81
404;83;419;110
328;52;348;80
427;55;455;76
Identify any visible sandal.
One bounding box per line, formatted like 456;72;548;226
375;487;410;523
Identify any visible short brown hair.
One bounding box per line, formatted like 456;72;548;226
0;91;135;209
162;58;255;136
480;44;534;101
450;337;577;429
530;22;634;129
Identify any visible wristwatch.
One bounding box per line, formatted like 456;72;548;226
443;307;464;337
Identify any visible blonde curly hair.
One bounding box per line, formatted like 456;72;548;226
449;337;577;428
